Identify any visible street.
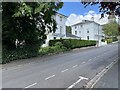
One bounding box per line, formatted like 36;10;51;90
94;62;118;88
2;43;118;89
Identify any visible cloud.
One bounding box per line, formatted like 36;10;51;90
66;10;109;26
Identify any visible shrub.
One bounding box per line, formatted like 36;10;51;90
112;37;118;42
101;39;105;42
49;39;96;49
39;42;66;56
54;42;63;48
106;39;113;43
39;47;50;55
2;46;39;64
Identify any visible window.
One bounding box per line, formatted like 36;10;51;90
79;31;81;33
81;24;83;27
60;16;62;21
87;30;89;33
87;36;89;40
75;26;77;29
54;37;56;40
75;31;77;35
60;26;62;34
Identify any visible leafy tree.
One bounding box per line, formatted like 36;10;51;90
66;26;72;34
81;2;120;17
103;21;119;37
2;2;63;50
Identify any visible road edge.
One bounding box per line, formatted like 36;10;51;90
83;58;118;89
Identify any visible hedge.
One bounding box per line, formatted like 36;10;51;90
2;46;39;64
106;38;113;43
49;39;96;49
2;42;66;64
2;39;96;64
39;42;66;55
112;37;118;42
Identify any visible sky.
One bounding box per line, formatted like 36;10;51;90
58;2;100;16
58;2;111;26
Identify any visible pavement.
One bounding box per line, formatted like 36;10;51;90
1;43;119;89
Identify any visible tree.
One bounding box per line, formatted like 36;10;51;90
66;26;72;34
81;1;120;17
2;2;63;50
103;21;119;38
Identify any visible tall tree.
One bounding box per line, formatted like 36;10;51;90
2;2;63;50
81;1;120;17
103;22;119;37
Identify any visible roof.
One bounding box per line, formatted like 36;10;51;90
66;32;80;38
56;12;68;18
71;20;101;26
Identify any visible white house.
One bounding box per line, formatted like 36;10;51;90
71;20;105;45
42;12;67;47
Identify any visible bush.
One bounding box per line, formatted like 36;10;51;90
49;39;96;49
39;42;66;56
101;39;105;42
106;39;113;43
2;39;96;64
39;47;50;55
2;46;39;64
112;37;118;42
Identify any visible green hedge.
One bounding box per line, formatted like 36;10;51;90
106;39;113;43
39;42;66;55
2;46;39;64
112;37;118;42
2;39;96;64
49;39;96;49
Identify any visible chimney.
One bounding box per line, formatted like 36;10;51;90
91;16;94;21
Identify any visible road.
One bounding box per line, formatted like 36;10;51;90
94;62;118;88
2;43;118;89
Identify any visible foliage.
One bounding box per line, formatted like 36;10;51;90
112;37;118;42
2;2;63;64
66;26;72;34
3;41;66;64
2;2;63;50
103;22;119;37
101;39;105;42
106;38;113;43
39;42;66;56
81;2;120;17
49;39;96;49
2;46;39;64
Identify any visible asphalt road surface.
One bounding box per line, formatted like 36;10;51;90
2;43;118;89
94;62;118;88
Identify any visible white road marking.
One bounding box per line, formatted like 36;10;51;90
45;75;55;80
67;76;88;90
25;83;37;88
72;65;78;68
81;62;86;64
85;59;118;88
61;69;68;73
